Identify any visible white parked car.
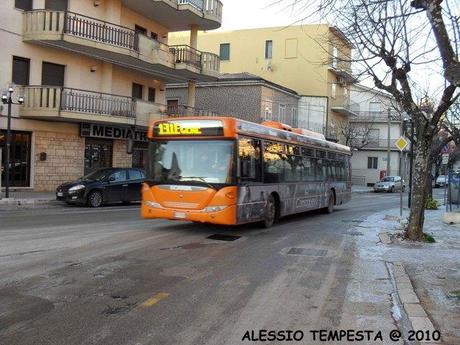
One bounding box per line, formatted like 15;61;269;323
373;176;405;193
435;175;448;188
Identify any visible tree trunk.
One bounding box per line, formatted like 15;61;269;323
425;157;434;198
406;136;431;240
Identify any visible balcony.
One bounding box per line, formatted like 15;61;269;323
165;104;220;117
350;111;402;122
351;138;407;150
23;11;220;82
330;96;359;117
329;63;356;86
121;0;223;31
19;86;166;127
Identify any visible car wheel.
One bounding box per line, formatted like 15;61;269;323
88;191;103;208
263;195;277;228
325;191;334;214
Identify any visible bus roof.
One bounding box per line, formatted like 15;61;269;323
148;117;351;155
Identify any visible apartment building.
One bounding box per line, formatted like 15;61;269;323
0;0;223;191
349;84;407;186
166;73;300;127
169;24;356;142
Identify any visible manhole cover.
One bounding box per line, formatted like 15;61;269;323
286;248;328;257
207;234;241;242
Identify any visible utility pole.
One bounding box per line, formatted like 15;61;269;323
387;108;391;176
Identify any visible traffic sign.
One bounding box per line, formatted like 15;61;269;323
395;137;408;151
442;153;449;165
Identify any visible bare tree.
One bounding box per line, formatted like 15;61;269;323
278;0;459;240
333;120;374;153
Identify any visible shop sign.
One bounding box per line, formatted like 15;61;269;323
81;123;147;142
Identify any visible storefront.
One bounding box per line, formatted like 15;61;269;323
0;130;32;188
80;123;148;174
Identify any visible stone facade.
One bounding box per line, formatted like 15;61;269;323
34;130;85;191
166;73;300;127
112;140;133;168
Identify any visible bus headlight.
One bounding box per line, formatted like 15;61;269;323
144;201;162;208
204;206;227;212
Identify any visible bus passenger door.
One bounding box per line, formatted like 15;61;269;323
237;137;265;223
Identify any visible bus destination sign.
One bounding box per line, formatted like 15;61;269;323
153;120;224;137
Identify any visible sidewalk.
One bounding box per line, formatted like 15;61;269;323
0;191;58;209
355;207;460;344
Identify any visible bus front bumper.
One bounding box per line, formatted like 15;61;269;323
141;202;237;225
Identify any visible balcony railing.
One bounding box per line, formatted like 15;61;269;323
165;104;220;117
330;96;359;116
350;111;402;122
177;0;223;18
65;12;136;50
170;45;202;69
351;138;407;149
21;86;136;119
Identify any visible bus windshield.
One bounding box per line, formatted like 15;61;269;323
146;140;235;185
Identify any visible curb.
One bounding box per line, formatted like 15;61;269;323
0;198;59;210
389;262;441;344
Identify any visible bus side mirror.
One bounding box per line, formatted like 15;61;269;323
127;139;133;154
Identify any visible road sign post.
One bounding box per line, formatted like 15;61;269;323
395;137;408;216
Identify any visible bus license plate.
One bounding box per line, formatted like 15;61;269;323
174;212;187;219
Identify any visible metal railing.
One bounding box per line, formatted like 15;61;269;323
62;88;135;117
170;45;202;68
351;138;406;149
65;12;136;50
350;111;402;122
330;96;359;114
178;0;204;10
21;86;135;118
165;104;220;117
23;11;220;74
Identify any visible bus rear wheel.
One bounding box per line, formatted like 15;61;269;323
326;191;334;214
263;195;277;228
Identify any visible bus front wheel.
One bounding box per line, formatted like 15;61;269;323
263;195;277;228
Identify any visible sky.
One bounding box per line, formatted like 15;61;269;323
218;0;309;31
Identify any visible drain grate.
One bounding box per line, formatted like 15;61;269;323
207;234;241;242
286;248;328;257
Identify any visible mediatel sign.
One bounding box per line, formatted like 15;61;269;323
80;123;147;142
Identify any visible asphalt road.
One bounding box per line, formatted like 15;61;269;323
0;190;443;345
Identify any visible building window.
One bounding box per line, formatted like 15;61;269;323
279;104;286;122
12;56;30;86
45;0;68;10
367;157;378;169
369;102;382;115
15;0;32;10
264;103;272;120
132;83;143;100
331;83;337;99
265;40;273;59
220;43;230;61
134;25;147;35
0;130;32;187
332;46;338;68
42;62;65;86
148;87;156;103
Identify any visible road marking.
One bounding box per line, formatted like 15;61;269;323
140;292;169;308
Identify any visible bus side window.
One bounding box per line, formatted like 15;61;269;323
238;137;262;182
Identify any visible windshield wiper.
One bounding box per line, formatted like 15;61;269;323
180;176;216;189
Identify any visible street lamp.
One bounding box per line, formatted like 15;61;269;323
403;117;414;208
1;85;24;199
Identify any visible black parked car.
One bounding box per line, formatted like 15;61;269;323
56;168;145;207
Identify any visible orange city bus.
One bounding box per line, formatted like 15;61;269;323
141;117;351;227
